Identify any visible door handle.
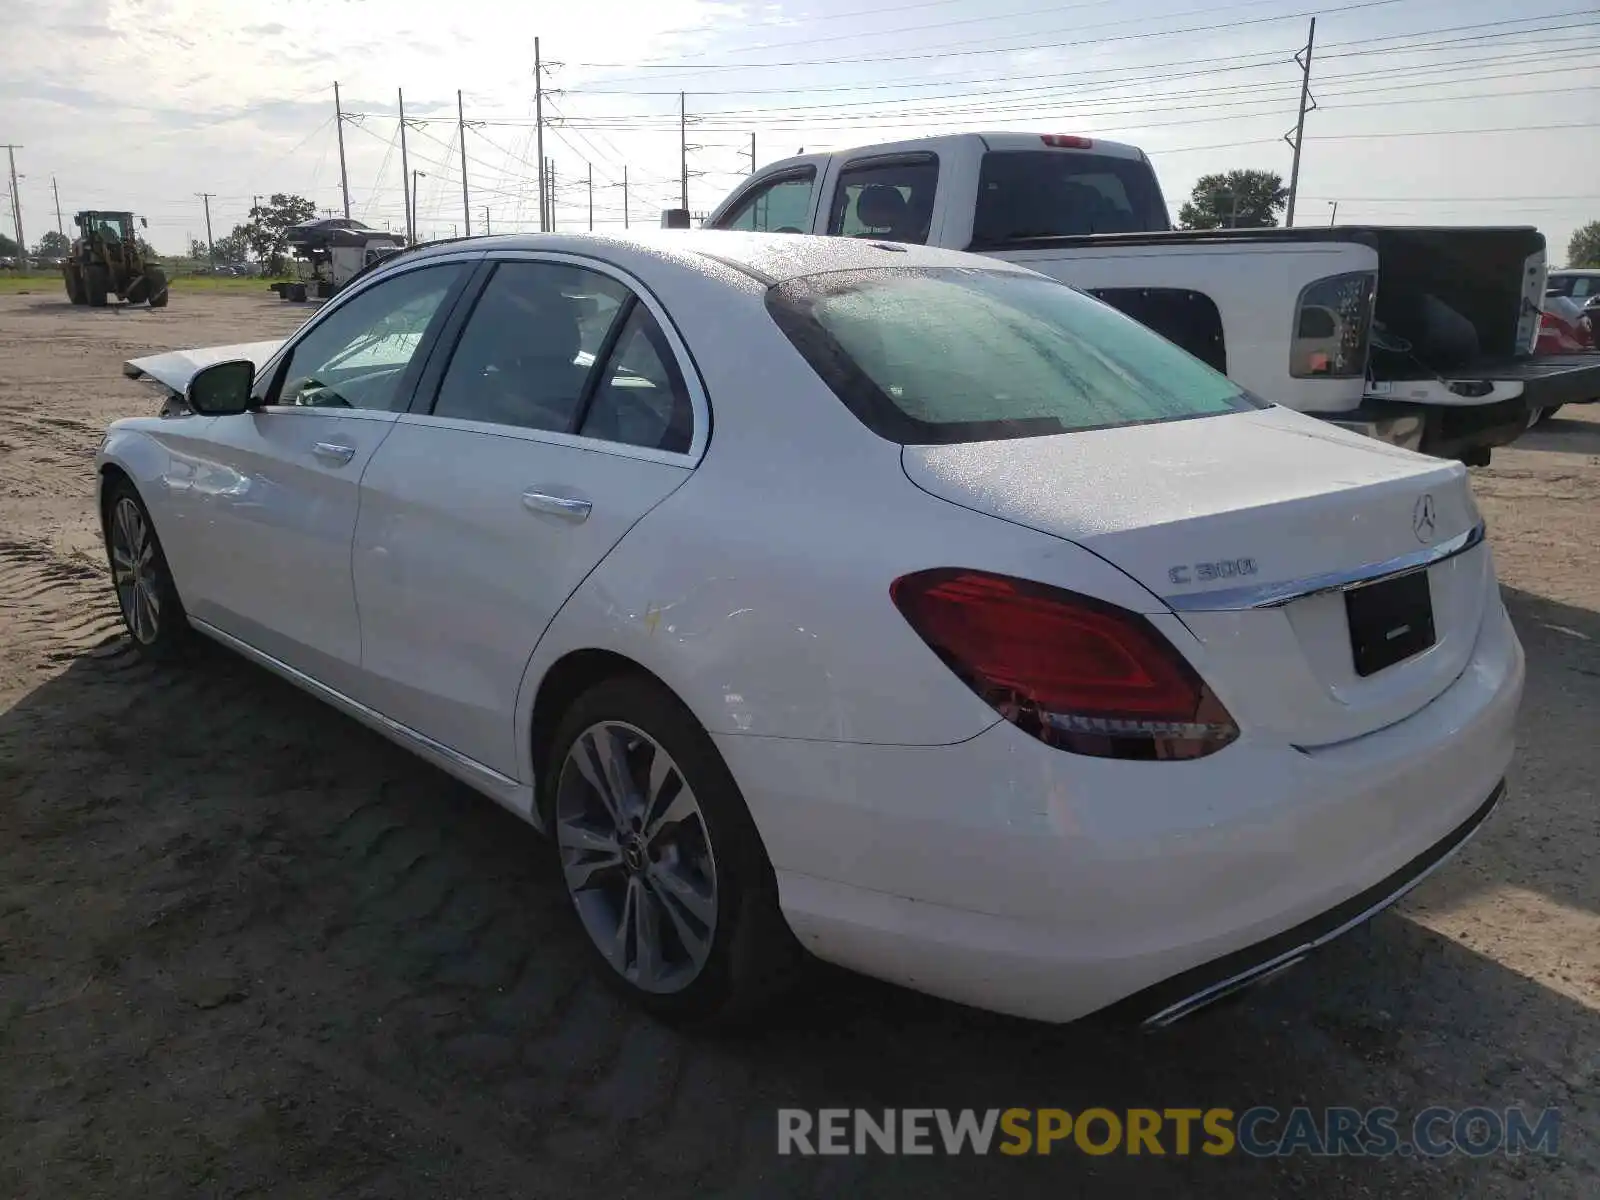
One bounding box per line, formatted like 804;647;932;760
522;490;592;522
312;441;357;465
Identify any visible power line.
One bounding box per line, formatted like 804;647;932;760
572;7;1596;85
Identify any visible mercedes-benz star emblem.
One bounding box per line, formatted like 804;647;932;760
1412;493;1437;544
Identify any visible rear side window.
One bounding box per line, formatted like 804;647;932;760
713;170;816;233
970;151;1169;245
826;156;938;245
767;266;1260;445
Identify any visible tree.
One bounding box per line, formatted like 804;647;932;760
0;232;17;258
240;193;316;273
189;237;212;261
34;230;70;258
1178;170;1287;230
1569;222;1600;268
213;228;250;266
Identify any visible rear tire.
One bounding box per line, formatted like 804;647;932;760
146;268;169;308
64;268;86;305
541;674;803;1027
102;479;192;661
85;265;110;308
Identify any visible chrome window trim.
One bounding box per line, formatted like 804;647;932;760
1161;520;1486;613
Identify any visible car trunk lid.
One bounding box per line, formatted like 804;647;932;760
901;405;1490;747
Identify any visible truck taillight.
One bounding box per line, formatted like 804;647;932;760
1290;271;1377;379
890;569;1238;761
1040;135;1094;149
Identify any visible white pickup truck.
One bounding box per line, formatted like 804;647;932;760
693;131;1600;464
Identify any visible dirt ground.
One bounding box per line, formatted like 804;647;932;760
0;290;1595;1198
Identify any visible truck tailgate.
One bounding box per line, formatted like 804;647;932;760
1371;353;1600;409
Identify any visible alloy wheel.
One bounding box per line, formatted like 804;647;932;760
555;721;719;994
110;496;161;644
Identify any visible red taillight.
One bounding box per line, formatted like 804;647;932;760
1041;134;1094;149
890;568;1238;761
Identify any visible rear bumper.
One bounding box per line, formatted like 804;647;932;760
1103;780;1502;1026
721;593;1524;1024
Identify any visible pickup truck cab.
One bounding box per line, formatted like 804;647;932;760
701;131;1600;464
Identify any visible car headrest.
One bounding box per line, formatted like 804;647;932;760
856;185;909;232
481;283;582;366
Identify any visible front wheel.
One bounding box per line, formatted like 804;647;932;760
146;268;169;308
102;480;192;659
543;675;802;1026
85;265;110;308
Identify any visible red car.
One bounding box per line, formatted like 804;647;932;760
1529;294;1596;426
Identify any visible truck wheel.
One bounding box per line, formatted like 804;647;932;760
85;266;110;308
146;269;169;308
64;268;86;305
289;283;307;302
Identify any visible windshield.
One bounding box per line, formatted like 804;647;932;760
766;266;1262;445
970;151;1169;244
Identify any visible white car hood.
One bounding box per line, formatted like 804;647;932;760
123;340;284;393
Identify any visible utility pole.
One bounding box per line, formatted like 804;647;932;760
534;37;547;233
741;132;756;175
1328;200;1339;226
51;174;63;236
679;92;688;210
398;88;413;246
1283;17;1316;227
196;192;216;264
549;162;557;231
412;169;426;240
3;146;24;258
484;206;491;235
622;165;629;229
334;81;351;218
587;162;593;232
457;89;471;236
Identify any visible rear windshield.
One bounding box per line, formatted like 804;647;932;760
766;266;1261;445
971;151;1169;245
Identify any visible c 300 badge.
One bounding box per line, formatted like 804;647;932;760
1167;558;1258;586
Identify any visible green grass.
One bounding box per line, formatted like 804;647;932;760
0;271;291;296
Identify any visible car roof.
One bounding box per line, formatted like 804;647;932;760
389;229;1034;287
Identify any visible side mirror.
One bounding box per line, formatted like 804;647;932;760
186;359;256;415
140;217;149;228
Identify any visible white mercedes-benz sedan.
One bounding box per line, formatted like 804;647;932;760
100;231;1524;1027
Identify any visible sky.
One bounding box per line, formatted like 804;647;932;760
1;0;1596;262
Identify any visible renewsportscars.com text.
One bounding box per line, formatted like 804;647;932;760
776;1106;1561;1158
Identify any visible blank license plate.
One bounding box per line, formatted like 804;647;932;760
1345;569;1436;677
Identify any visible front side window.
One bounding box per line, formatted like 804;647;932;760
713;171;816;233
271;263;465;411
826;157;939;245
970;151;1170;244
767;266;1261;444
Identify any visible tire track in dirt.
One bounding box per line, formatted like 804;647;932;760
0;409;106;503
0;539;128;686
